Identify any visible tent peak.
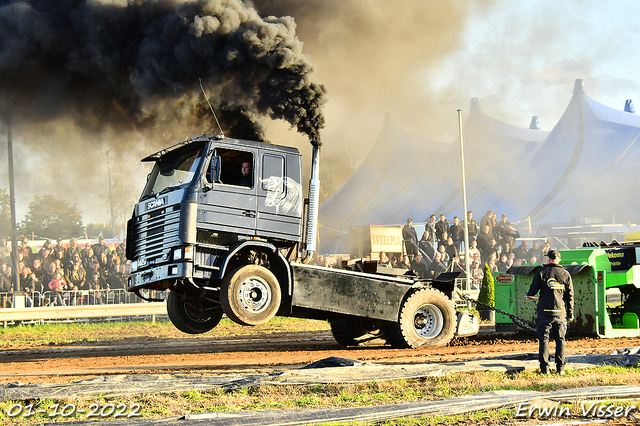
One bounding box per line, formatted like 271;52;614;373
529;116;541;129
625;99;636;114
573;78;586;95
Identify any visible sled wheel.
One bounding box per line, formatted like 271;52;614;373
330;317;388;347
167;290;223;334
386;288;456;348
221;265;281;326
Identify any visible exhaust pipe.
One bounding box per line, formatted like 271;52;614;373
303;143;321;263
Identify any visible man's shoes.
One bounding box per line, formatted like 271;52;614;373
539;367;549;375
557;366;565;376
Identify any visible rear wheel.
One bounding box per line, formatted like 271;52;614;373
330;317;388;347
386;288;456;348
221;265;282;326
166;290;223;334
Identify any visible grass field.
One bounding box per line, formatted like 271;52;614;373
1;320;639;425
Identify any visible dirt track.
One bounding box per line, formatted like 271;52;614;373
2;329;640;384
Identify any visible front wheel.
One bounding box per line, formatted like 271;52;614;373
220;265;282;326
386;288;456;348
166;290;223;334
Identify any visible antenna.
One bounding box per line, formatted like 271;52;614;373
199;78;224;138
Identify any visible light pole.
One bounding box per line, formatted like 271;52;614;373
105;150;116;239
458;110;470;291
5;103;23;306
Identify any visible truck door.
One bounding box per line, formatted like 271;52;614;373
200;147;257;235
257;150;303;239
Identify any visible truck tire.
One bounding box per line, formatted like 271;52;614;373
330;317;387;347
220;265;282;326
386;288;456;349
166;290;223;334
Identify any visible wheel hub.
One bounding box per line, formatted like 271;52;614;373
238;277;272;313
413;303;444;339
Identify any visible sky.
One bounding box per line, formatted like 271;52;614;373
3;0;640;230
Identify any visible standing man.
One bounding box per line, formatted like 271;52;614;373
526;250;574;375
402;219;419;259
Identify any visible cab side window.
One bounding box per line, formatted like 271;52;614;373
216;148;254;188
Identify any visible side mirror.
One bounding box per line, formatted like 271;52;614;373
211;155;221;183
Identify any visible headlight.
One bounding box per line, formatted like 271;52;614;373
173;248;182;261
130;261;138;273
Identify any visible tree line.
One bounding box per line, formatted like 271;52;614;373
0;188;122;239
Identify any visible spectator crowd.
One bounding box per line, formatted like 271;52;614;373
0;235;129;308
312;209;554;291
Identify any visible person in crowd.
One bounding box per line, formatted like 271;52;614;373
65;238;82;269
418;229;435;261
92;236;110;259
82;247;96;272
495;214;511;241
424;214;437;248
514;241;530;262
487;258;498;274
470;260;483;290
467;239;481;262
378;251;391;267
502;225;521;248
464;210;478;244
1;262;12;308
448;216;464;253
528;256;539;265
390;256;398;268
107;263;129;303
528;242;543;264
437;243;450;264
398;255;411;270
476;224;493;253
438;231;449;249
0;238;10;265
52;238;66;258
435;214;449;245
38;239;52;259
500;242;514;262
87;270;106;304
444;236;459;262
526;250;574;375
116;239;127;262
30;258;46;283
18;237;33;267
66;260;87;291
410;254;429;278
496;253;510;271
426;252;447;278
482;238;499;264
479;210;494;236
20;266;37;307
402;219;419;259
47;269;67;306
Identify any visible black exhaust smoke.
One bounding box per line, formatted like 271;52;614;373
0;0;326;144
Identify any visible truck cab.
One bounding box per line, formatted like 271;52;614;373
127;135;304;332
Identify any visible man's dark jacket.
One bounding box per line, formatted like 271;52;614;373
527;263;574;319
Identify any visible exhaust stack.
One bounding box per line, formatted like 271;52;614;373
304;143;321;259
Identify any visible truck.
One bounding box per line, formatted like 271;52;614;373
126;134;478;348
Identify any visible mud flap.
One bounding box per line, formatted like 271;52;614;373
456;311;479;337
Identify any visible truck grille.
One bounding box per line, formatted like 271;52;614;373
133;205;181;269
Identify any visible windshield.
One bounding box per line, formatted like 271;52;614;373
141;145;204;199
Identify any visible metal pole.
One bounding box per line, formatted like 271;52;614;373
458;110;470;291
105;150;116;239
6;105;20;292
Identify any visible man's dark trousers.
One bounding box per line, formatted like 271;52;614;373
536;315;567;372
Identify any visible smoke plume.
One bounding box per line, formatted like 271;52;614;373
0;0;326;144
